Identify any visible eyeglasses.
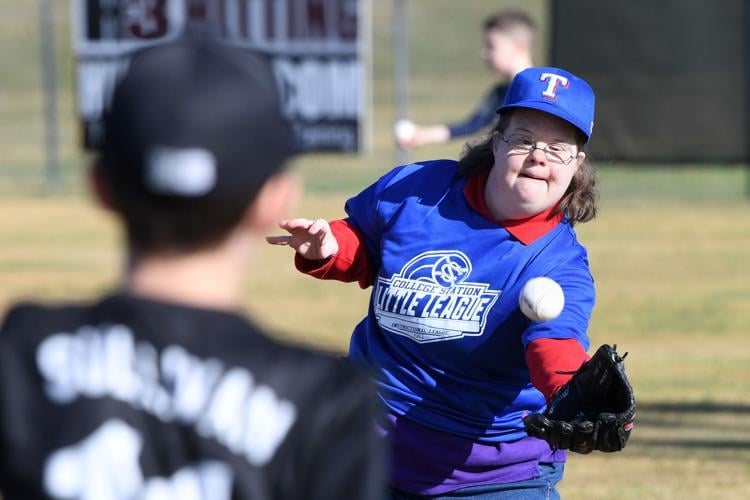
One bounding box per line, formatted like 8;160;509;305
499;133;577;164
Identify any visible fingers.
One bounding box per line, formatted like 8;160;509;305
278;218;315;231
265;235;291;245
268;219;312;246
307;218;328;235
277;218;330;236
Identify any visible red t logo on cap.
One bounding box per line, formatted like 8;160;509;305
540;73;569;100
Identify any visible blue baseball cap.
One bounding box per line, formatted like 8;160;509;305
497;67;595;142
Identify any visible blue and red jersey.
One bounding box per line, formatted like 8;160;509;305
299;159;594;444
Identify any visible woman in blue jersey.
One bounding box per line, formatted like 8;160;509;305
270;67;599;499
395;11;536;149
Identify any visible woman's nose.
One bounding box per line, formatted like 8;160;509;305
528;147;547;165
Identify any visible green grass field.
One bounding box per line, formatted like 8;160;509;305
1;1;750;498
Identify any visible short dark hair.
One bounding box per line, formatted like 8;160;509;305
99;171;259;253
97;39;292;254
483;11;537;40
457;111;598;225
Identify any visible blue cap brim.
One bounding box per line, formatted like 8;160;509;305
497;99;591;142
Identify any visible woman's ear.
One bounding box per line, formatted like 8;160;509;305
573;151;587;173
243;170;301;232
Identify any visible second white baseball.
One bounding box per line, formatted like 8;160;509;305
394;119;416;142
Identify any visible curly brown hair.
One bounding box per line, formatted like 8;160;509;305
457;112;598;225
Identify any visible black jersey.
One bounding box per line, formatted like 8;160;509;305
0;294;384;500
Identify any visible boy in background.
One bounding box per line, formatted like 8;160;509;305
396;11;536;149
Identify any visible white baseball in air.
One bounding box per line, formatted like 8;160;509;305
394;119;416;142
519;277;565;322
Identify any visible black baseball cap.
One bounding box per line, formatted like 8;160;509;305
100;39;292;201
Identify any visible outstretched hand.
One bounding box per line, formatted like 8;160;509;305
266;218;339;261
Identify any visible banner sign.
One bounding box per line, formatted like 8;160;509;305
74;0;365;152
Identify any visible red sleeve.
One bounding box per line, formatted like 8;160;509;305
525;338;590;402
294;219;375;288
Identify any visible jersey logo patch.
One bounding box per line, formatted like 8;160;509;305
374;250;501;343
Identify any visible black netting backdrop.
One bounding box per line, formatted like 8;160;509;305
550;0;748;163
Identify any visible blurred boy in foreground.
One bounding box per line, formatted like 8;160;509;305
0;40;384;500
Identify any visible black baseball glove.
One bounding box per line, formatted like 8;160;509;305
524;344;635;454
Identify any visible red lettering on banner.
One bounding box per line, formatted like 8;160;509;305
126;0;169;39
